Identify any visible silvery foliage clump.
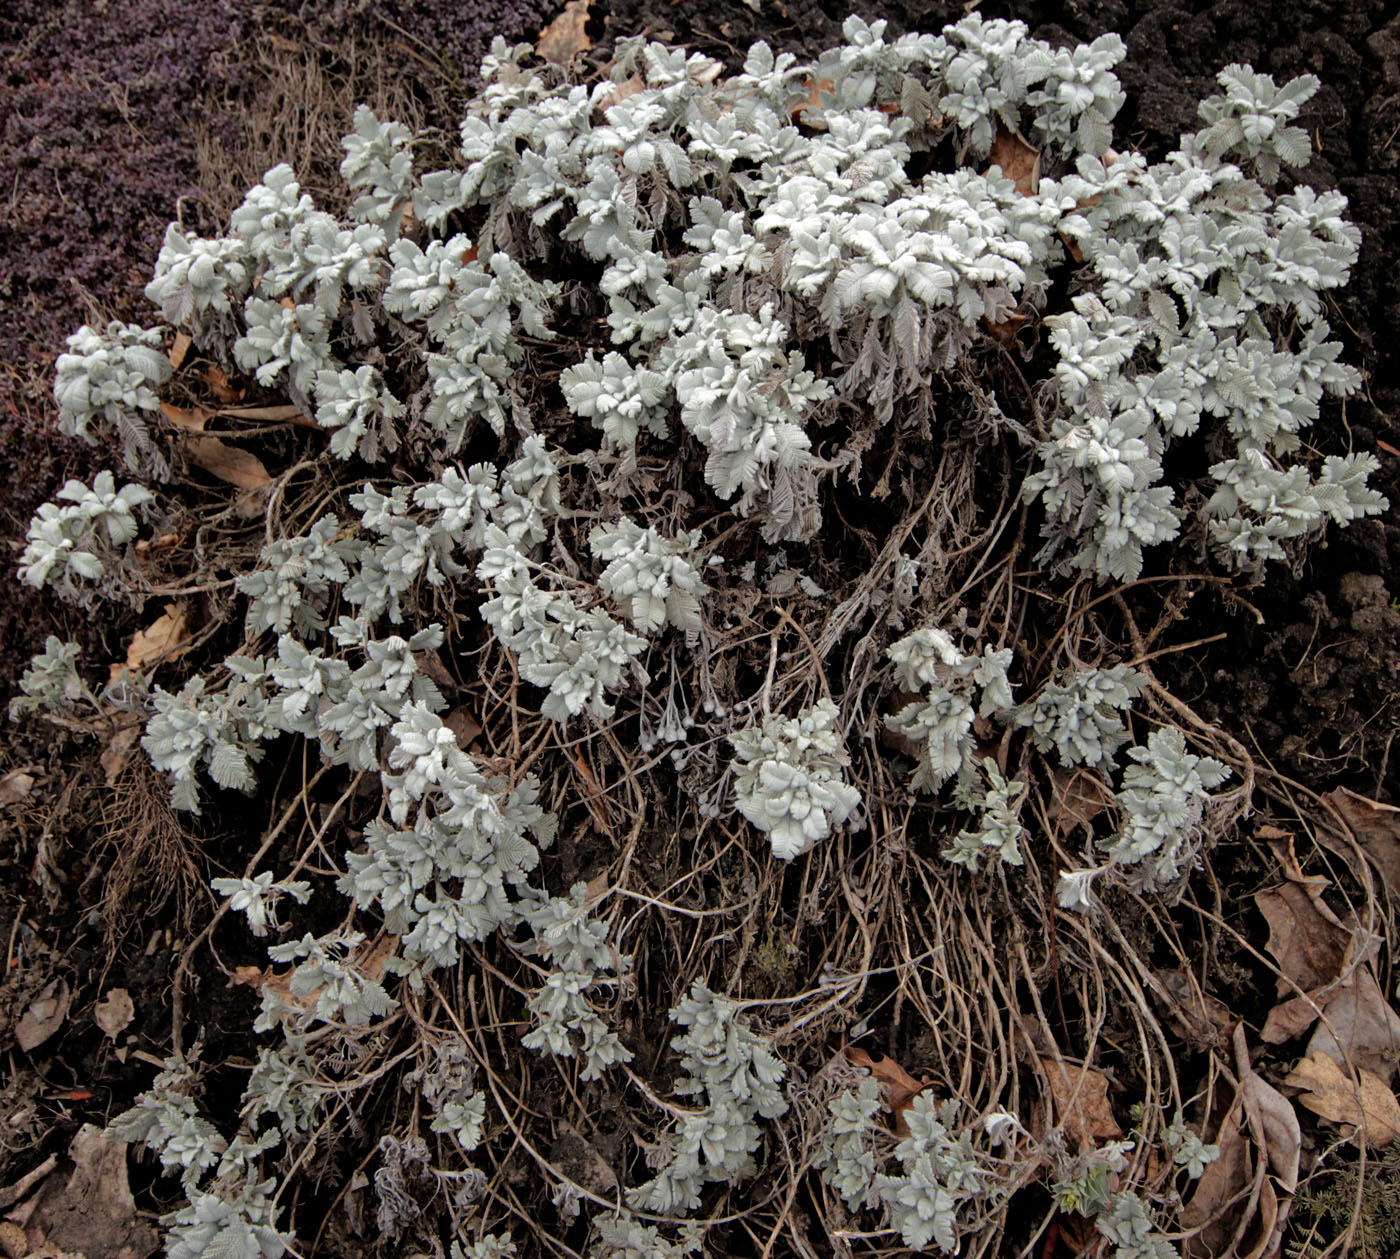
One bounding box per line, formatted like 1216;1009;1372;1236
54;322;172;473
9;636;86;720
588;1213;702;1259
1024;65;1386;580
235;514;354;637
1056;727;1229;910
518;883;634;1080
20;14;1386;1255
210;872;313;937
340;104;418;232
945;762;1026;871
1014;664;1145;769
1195;64;1316;184
884;625;1014;793
630;982;789;1214
816;1076;1011;1253
17;472;153;600
313;364;405;461
589;517;708;635
110;1059;293;1259
729;699;861;860
146;225;249;347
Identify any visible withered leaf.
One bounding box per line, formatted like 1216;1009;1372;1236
110;602;189;684
1039;1057;1122;1151
15;978;70;1053
846;1046;928;1136
1283;1051;1400;1147
159;400;211;432
537;0;590;63
0;769;35;806
986;125;1041;196
1256;881;1351;998
1322;788;1400;900
185;436;271;489
1306;964;1400;1084
93;989;134;1041
167;332;191;371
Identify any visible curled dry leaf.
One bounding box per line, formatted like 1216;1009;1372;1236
93;989;134;1040
184;435;271;490
1232;1023;1299;1259
1283;1051;1400;1147
158;400;208;432
19;1124;158;1259
986;124;1042;196
846;1046;928;1137
167;331;191;371
233;934;397;1023
15;978;70;1053
1306;964;1400;1084
1038;1057;1122;1151
1322;787;1400;900
0;769;35;806
110;602;189;685
537;0;590;64
202;364;243;403
1255;875;1353;1043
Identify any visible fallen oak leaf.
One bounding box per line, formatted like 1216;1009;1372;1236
1321;788;1400;901
1306;964;1400;1084
1283;1051;1400;1147
0;769;35;806
202;364;243;403
216;402;319;429
167;331;191;371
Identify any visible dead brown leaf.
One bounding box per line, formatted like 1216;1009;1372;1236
101;719;142;785
202;364;243;403
846;1046;928;1136
444;706;483;750
537;0;590;63
1322;787;1400;900
167;332;191;372
1232;1024;1299;1258
791;76;836;122
596;73;645;111
1048;767;1114;839
15;978;70;1053
18;1125;157;1259
1306;964;1400;1083
1283;1051;1400;1146
0;770;35;806
93;989;134;1041
1256;879;1352;1042
110;603;189;685
234;935;397;1023
1181;1092;1249;1259
985;125;1041;196
216;403;319;429
158;401;211;433
1039;1057;1122;1151
184;436;271;489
